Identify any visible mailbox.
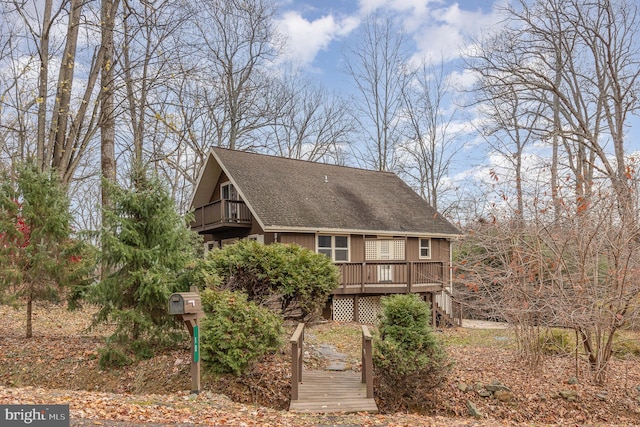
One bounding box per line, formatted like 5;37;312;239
168;292;202;315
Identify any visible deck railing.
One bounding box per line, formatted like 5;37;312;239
191;199;251;230
361;325;374;398
289;323;305;401
336;261;445;293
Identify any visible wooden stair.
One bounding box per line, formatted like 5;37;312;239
289;371;378;414
433;291;462;328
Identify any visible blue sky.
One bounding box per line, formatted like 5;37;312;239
274;1;506;199
275;0;502;85
273;0;640;217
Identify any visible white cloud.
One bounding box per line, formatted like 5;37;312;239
448;68;479;91
412;3;504;64
276;11;359;68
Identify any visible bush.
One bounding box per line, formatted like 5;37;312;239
200;289;283;376
98;345;131;369
612;332;640;359
373;294;450;413
206;240;339;321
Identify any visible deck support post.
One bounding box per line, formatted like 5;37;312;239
429;292;436;326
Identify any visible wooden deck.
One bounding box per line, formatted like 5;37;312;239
288;371;378;414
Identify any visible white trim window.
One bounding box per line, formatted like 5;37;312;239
419;238;431;259
204;241;219;253
248;234;265;244
317;235;349;262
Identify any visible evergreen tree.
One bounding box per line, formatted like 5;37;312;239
0;164;90;338
93;167;201;359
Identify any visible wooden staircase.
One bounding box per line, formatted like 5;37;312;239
432;290;462;328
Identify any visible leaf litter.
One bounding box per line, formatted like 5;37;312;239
1;304;639;426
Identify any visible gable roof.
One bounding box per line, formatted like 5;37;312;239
191;148;462;237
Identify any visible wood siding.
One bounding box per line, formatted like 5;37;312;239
280;233;315;250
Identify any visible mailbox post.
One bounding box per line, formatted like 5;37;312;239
168;286;205;394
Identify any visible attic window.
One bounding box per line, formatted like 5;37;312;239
317;235;349;262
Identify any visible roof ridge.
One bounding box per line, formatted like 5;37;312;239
211;147;398;175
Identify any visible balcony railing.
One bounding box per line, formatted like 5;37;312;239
190;199;252;231
334;260;445;295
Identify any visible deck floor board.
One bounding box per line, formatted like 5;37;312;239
289;371;378;414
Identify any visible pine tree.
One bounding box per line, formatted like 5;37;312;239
0;164;89;338
93;167;201;358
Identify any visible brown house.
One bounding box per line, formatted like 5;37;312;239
189;148;463;325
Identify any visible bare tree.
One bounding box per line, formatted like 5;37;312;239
263;72;354;163
399;60;460;213
344;11;409;172
462;0;640;383
0;0;104;184
120;0;188;168
471;0;640;220
187;0;281;151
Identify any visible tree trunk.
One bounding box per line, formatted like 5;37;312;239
101;0;118;205
36;0;53;171
26;297;32;339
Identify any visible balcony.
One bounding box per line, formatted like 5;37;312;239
190;199;252;232
334;261;445;295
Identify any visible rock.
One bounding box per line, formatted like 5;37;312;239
477;389;492;398
326;362;346;371
596;393;607;401
486;383;511;393
568;376;579;385
466;399;483;418
494;389;514;402
537;392;547;401
457;382;469;392
474;382;484;391
559;390;578;401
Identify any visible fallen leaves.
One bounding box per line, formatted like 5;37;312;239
1;305;640;426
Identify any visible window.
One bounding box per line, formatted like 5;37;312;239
420;238;431;259
221;182;238;200
248;234;264;244
204;241;219;253
365;239;405;261
221;182;239;220
317;235;349;262
378;264;393;282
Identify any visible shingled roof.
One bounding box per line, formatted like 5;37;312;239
191;148;461;237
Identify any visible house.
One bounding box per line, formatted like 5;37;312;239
189;148;463;325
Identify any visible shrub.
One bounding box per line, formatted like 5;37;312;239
612;332;640;359
98;345;131;369
206;240;339;321
200;289;283;376
373;294;450;413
